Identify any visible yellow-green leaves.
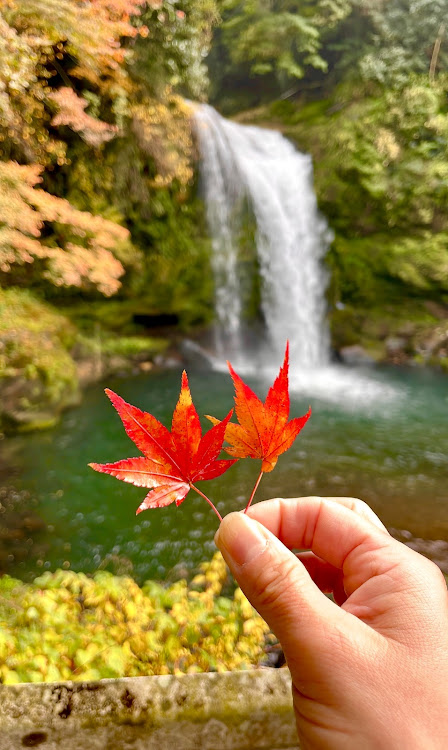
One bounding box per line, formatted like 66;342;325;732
0;554;275;685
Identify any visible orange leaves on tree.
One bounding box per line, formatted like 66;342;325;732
50;88;119;148
208;342;311;511
89;372;237;520
0;160;129;295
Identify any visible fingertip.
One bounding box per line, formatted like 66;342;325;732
215;512;268;567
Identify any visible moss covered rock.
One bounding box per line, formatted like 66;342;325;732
0;289;172;433
0;289;80;433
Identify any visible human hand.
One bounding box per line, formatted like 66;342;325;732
215;497;448;750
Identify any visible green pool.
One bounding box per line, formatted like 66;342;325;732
3;362;448;582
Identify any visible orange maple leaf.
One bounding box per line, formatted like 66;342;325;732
208;342;311;510
89;372;236;518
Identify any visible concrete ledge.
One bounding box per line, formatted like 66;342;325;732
0;669;299;749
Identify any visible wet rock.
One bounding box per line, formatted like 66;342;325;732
396;321;417;338
339;345;375;365
0;376;80;435
423;301;448;320
75;359;105;387
153;352;183;369
390;528;448;574
139;361;154;373
385;337;407;356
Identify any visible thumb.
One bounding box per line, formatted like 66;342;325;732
215;512;346;672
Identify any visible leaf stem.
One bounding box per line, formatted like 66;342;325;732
190;483;223;522
244;468;264;514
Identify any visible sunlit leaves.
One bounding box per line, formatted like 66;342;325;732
131;94;194;186
0;160;128;295
0;0;146;165
50;88;119;148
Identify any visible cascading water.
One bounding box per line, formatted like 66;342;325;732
193;103;331;367
193;103;399;406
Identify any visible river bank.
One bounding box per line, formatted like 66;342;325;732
0;288;176;435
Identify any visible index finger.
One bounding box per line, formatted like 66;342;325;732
249;495;388;536
246;496;396;589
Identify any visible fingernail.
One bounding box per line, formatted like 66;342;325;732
215;512;268;567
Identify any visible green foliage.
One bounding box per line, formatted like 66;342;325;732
0;553;274;684
278;79;448;238
328;233;448;306
208;0;352;107
208;0;448;107
386;233;448;292
357;0;448;86
132;0;219;99
224;9;325;80
113;169;214;328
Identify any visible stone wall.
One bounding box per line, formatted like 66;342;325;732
0;670;299;749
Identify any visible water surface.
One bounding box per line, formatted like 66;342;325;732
4;364;448;583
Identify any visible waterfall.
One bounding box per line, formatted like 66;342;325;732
192;103;399;406
193;103;331;368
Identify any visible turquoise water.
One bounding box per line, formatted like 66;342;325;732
4;363;448;583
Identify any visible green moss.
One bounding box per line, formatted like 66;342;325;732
13;414;60;433
0;288;76;350
0;289;79;428
63;299;149;334
77;334;169;359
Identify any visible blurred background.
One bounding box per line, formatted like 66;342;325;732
0;0;447;682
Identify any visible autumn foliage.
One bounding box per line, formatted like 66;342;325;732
0;0;147;166
0;160;128;295
0;0;160;296
90;343;311;521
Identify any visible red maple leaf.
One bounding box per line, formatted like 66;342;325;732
208;342;311;511
89;372;237;518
